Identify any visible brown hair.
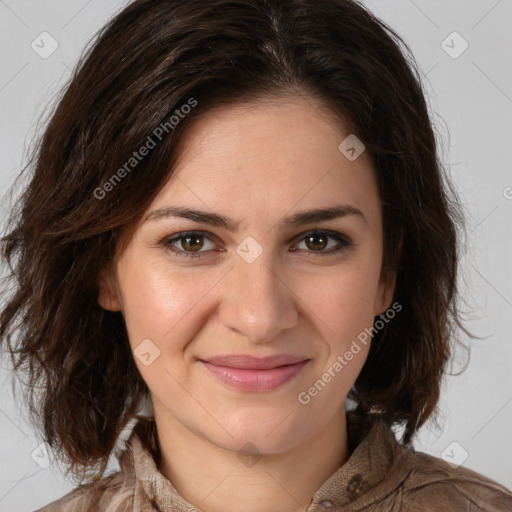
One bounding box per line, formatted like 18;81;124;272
1;0;470;487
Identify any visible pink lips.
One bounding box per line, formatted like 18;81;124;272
199;354;310;391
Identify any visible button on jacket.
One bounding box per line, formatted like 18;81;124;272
36;411;512;511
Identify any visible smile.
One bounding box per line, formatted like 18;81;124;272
198;356;310;391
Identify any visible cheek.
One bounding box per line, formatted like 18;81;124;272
290;256;381;391
117;257;216;393
298;260;381;335
117;253;233;372
116;254;201;348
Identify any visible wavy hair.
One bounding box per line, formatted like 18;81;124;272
1;0;471;487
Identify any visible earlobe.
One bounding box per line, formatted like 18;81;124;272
374;268;396;316
375;235;402;315
97;267;122;312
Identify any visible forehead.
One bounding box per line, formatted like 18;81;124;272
144;96;380;230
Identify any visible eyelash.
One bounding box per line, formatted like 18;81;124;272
161;230;353;260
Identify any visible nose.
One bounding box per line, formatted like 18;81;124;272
218;252;299;343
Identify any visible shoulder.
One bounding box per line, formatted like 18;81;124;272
397;448;512;511
34;417;157;511
34;470;133;512
344;412;512;511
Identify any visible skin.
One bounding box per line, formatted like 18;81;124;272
98;95;396;512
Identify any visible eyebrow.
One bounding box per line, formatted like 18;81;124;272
144;204;367;230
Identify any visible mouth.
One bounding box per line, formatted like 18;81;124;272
198;354;310;391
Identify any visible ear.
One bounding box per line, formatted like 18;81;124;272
374;236;402;316
374;266;397;316
97;266;122;312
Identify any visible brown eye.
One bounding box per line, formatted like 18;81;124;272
162;230;352;260
162;231;216;259
181;234;205;252
304;233;328;251
293;230;352;257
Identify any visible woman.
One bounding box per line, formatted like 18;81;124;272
1;0;511;510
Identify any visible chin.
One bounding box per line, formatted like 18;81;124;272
209;411;306;454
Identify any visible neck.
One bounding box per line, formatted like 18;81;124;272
153;404;349;512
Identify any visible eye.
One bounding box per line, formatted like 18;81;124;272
291;230;352;257
162;231;217;259
161;229;352;260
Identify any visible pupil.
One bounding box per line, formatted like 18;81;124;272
307;233;326;251
183;235;203;252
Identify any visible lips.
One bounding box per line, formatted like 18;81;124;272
198;354;310;391
202;354;308;369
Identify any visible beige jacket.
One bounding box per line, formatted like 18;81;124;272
36;411;512;511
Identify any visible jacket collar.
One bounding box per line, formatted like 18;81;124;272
120;410;412;511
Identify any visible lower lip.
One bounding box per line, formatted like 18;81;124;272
199;360;310;391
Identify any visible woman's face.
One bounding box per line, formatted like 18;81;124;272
99;96;395;455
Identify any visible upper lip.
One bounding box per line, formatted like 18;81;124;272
200;355;309;370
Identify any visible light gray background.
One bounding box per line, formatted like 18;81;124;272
1;0;511;510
